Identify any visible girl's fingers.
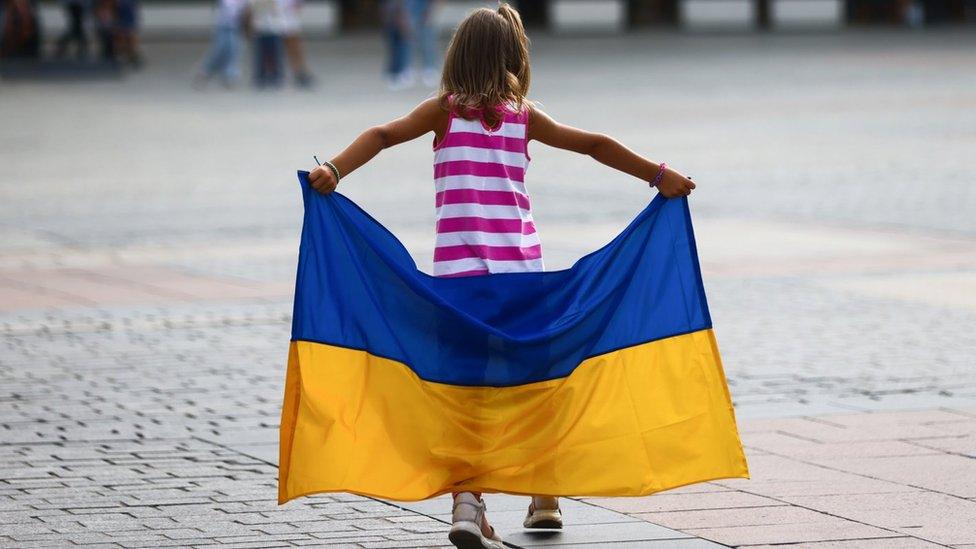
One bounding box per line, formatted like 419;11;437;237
309;169;337;191
309;176;336;194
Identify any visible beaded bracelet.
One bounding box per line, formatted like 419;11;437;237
649;162;667;188
322;160;341;184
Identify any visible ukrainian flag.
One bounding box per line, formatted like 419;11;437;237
279;171;749;504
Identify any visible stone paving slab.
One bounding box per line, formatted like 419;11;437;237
748;540;946;549
775;491;976;546
681;521;904;547
580;407;976;547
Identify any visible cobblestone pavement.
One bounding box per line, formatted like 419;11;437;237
2;30;976;547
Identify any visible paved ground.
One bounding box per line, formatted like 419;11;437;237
1;29;976;547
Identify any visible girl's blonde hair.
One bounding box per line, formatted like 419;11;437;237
438;3;531;128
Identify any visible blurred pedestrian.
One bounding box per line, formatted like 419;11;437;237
92;0;116;63
381;0;409;89
281;0;314;88
246;0;285;88
54;0;89;60
0;0;41;59
404;0;439;87
114;0;141;67
195;0;246;88
382;0;440;90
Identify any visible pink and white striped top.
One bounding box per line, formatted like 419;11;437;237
432;104;542;278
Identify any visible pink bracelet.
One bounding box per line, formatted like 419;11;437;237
649;162;667;188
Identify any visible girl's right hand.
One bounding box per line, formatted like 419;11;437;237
309;165;338;194
656;167;696;198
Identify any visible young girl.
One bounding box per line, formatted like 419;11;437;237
308;5;695;549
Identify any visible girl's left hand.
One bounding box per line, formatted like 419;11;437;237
656;168;696;198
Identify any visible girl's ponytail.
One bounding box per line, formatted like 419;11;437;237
497;3;531;109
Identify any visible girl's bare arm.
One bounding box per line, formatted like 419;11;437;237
527;105;695;198
309;98;448;193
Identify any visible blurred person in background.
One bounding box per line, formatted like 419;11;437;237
849;0;923;24
404;0;439;87
114;0;142;67
195;0;246;88
281;0;314;88
382;0;440;90
0;0;41;59
381;0;408;89
246;0;285;88
93;0;116;63
54;0;89;60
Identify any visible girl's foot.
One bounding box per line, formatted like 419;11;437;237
449;492;504;549
523;496;562;529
